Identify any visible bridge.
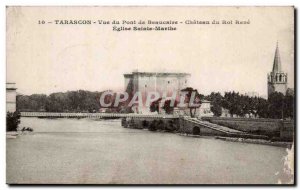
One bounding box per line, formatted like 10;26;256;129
20;112;178;119
21;112;269;139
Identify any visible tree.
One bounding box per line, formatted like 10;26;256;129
211;102;222;117
6;111;21;131
223;91;239;117
248;97;259;118
17;90;104;113
283;94;294;119
45;93;67;112
206;92;223;117
256;98;268;118
181;87;202;117
222;91;250;117
150;98;161;113
17;94;47;111
268;92;285;119
162;99;178;114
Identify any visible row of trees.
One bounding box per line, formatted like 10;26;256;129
206;91;294;119
17;89;294;119
17;90;103;113
17;88;203;114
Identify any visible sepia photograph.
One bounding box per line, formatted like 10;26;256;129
6;6;295;185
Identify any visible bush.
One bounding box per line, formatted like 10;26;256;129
142;120;149;129
149;120;158;131
6;111;21;131
165;120;176;132
21;127;34;132
157;120;165;130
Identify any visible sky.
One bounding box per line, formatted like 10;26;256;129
6;6;294;97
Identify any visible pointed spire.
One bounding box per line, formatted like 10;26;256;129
272;41;282;73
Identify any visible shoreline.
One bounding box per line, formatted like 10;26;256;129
6;131;33;139
7;131;292;148
8;118;293;148
178;133;292;148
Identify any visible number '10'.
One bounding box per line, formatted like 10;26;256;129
38;20;45;24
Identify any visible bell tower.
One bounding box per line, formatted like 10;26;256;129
267;42;287;98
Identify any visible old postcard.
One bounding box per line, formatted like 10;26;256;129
6;6;294;184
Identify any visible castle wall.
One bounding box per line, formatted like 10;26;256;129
202;117;294;140
7;102;16;113
178;117;225;136
121;117;180;131
136;74;189;97
6;83;17;113
124;72;190;113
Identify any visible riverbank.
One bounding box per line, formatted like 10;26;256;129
6;131;18;139
6;131;33;139
202;116;294;141
177;133;292;148
215;136;293;148
10;116;293;148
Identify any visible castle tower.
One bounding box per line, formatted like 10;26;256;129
267;43;287;98
124;71;190;113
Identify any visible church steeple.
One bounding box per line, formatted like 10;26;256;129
267;41;288;98
272;41;282;73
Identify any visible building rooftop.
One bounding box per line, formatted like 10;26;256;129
124;72;191;77
272;42;282;73
6;82;17;90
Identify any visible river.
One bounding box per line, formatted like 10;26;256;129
6;117;289;184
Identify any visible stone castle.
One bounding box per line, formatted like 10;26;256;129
124;71;191;97
124;71;191;113
123;71;213;116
